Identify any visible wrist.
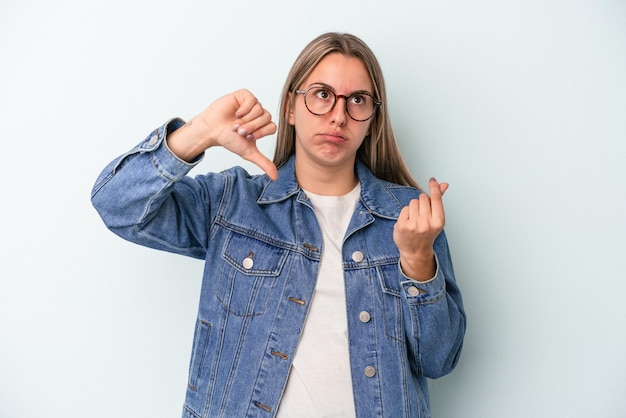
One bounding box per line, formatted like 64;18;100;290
399;249;436;282
166;118;214;162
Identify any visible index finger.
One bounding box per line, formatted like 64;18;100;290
234;89;262;119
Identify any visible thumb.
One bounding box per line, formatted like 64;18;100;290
242;148;278;181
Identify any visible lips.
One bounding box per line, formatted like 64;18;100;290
319;132;347;142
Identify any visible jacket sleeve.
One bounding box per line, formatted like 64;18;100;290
91;118;223;260
400;229;466;379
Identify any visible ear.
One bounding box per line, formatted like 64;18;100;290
286;92;295;126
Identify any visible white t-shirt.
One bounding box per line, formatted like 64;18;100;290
276;184;361;418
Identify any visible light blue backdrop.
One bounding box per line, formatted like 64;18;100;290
1;0;624;417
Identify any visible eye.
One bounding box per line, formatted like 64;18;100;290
349;94;368;106
311;87;333;101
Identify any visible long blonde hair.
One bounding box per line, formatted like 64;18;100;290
273;32;420;189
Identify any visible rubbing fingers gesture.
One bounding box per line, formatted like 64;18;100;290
393;178;449;281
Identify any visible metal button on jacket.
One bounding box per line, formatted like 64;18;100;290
364;366;376;378
242;257;254;270
351;251;364;262
407;286;421;297
359;311;371;323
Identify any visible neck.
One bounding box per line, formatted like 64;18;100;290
295;156;359;196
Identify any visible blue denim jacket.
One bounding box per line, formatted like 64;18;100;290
91;119;466;418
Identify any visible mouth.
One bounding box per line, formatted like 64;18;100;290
319;132;347;142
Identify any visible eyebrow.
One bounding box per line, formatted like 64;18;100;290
307;82;374;97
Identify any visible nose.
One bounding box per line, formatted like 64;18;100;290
330;95;348;125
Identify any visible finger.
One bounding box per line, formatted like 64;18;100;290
407;198;420;220
245;123;278;141
236;102;266;126
418;191;432;218
429;178;446;221
397;204;410;224
241;148;279;181
236;111;276;139
233;89;260;119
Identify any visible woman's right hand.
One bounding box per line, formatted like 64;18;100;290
167;89;278;180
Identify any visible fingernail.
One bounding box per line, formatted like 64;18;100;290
430;177;437;183
232;123;240;132
238;127;248;136
246;133;254;140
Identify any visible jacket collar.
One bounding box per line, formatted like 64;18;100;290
258;155;408;219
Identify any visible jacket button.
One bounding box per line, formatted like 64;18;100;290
407;286;421;297
358;311;371;323
242;257;254;269
351;251;364;262
364;366;376;378
148;134;158;146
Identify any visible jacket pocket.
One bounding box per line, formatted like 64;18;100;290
188;319;211;392
376;262;405;343
218;231;288;316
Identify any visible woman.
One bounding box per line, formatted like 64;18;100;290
92;32;465;418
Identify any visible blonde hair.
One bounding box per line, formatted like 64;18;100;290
273;32;420;189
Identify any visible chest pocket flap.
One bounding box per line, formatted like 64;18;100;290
218;232;289;316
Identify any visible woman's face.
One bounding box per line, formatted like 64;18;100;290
288;53;373;172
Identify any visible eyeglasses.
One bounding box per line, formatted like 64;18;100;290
295;84;381;122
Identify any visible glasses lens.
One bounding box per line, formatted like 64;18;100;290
305;86;335;115
346;93;376;121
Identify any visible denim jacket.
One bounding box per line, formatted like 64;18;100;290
91;119;466;418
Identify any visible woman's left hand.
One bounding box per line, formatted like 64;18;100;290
393;178;448;282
